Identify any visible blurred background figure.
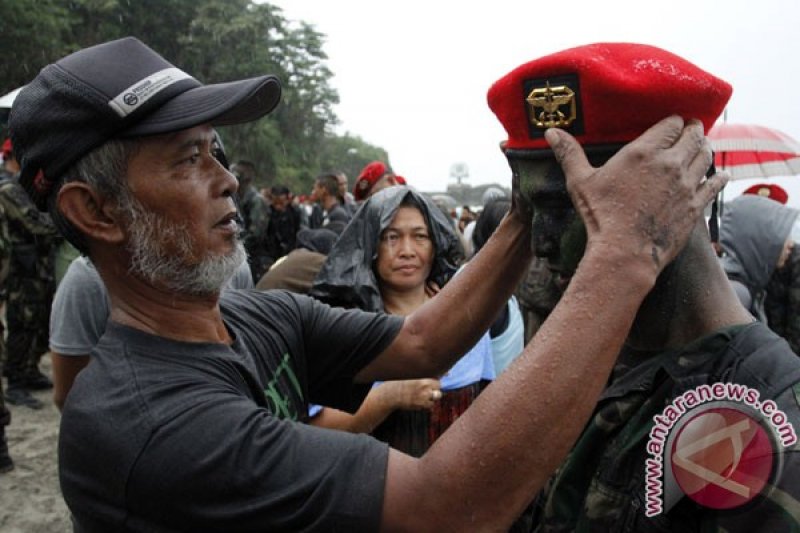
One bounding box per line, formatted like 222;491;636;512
231;159;270;283
256;227;337;293
260;185;306;274
352;161;401;203
0;180;13;472
335;171;358;215
469;197;525;375
309;173;352;230
737;184;800;354
720;193;799;324
0;139;61;410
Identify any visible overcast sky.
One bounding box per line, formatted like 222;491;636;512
271;0;800;202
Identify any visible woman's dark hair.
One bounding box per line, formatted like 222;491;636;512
472;198;511;255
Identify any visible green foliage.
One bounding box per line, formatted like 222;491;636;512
0;0;75;91
0;0;389;193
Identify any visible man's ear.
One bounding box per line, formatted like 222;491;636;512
57;182;126;245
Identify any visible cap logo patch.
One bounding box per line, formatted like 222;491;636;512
108;67;194;117
758;188;770;197
523;73;584;139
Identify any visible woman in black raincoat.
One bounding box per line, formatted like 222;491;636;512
311;186;494;456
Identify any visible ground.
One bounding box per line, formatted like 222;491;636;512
1;354;72;532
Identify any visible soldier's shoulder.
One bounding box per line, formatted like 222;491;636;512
0;178;31;205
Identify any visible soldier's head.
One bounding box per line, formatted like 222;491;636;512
488;42;731;286
335;172;349;198
353;161;398;202
270;185;291;212
9;37;281;295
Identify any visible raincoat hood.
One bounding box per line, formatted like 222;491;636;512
311;186;462;311
720;194;799;292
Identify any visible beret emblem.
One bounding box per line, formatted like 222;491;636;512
526;81;577;129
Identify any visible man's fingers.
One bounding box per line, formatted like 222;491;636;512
671;119;707;169
684;135;714;186
545;128;593;180
635;115;686;149
697;170;729;206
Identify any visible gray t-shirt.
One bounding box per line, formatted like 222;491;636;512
60;289;403;532
49;256;254;356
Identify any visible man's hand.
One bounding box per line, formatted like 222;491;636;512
546;116;728;277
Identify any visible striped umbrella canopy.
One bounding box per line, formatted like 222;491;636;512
708;123;800;180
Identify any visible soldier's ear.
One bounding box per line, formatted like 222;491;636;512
57;181;125;246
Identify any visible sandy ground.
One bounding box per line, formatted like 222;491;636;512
1;354;72;532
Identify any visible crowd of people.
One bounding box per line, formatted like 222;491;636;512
1;36;800;531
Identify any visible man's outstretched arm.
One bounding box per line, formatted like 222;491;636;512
376;117;726;530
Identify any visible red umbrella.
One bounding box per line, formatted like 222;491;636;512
708;123;800;180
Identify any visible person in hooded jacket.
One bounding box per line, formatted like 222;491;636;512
311;186;495;456
720;194;799;323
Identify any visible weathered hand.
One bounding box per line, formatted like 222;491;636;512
546;116;727;275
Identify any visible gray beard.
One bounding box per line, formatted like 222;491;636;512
124;197;245;296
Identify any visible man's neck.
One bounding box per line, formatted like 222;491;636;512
95;253;232;344
321;195;339;212
625;226;754;353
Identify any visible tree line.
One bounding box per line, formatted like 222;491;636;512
0;0;389;193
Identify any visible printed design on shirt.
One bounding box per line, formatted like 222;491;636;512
263;352;303;421
644;382;796;517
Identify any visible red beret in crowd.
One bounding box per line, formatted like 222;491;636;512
354;161;391;201
742;183;789;205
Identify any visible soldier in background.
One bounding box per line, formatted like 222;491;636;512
0;139;61;409
230;159;270;282
0;196;13;472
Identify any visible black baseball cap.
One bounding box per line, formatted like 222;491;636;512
9;37;282;210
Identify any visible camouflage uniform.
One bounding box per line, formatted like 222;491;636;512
0;199;12;465
239;185;271;283
765;246;800;355
0;174;60;388
533;322;800;532
515;256;561;343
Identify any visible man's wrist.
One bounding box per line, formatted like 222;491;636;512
579;243;658;297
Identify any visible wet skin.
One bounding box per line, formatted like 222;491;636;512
515;150;617;285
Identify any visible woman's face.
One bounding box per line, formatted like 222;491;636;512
376;206;434;292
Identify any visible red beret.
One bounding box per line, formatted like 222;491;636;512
742;183;789;204
354;161;389;201
487;43;732;151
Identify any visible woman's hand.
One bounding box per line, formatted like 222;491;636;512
376;379;443;411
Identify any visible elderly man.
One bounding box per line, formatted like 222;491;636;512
10;37;721;531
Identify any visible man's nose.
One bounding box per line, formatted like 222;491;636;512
219;165;239;198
